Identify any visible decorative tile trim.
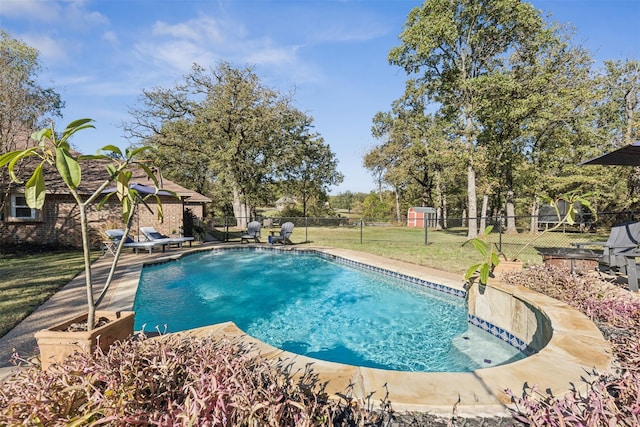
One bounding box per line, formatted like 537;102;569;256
468;314;536;355
309;250;467;299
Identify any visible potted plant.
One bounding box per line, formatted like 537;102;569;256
502;191;596;269
464;191;596;285
0;118;165;369
463;225;503;285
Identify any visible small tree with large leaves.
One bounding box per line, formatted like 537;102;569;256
0;118;164;331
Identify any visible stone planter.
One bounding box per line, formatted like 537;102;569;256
543;256;599;273
492;260;523;277
34;310;135;370
540;248;599;274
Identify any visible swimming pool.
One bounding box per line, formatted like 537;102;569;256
134;248;525;372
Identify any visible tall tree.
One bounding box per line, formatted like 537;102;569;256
278;111;343;217
475;25;596;232
368;80;467;226
600;60;640;146
126;62;339;226
595;59;640;208
388;0;545;238
0;30;64;214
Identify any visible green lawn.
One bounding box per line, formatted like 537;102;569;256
298;225;599;273
0;250;99;339
0;225;610;339
213;224;610;274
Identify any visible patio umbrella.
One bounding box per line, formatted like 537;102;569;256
580;141;640;166
101;183;173;240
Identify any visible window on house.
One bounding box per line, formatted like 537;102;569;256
10;194;38;220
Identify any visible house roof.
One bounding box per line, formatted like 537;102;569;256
6;156;211;203
128;168;211;203
409;207;436;213
275;196;296;204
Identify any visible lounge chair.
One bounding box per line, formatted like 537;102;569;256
572;221;640;273
270;222;294;245
240;221;261;243
103;229;167;254
140;226;194;248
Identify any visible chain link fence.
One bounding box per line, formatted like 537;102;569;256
194;211;637;269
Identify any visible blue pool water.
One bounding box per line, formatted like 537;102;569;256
134;249;525;372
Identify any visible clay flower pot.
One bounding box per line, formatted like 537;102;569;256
492;260;523;277
34;311;134;370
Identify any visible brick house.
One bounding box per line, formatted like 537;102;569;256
0;158;210;248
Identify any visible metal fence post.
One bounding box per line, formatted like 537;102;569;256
305;216;308;243
360;219;363;244
498;215;503;253
424;214;428;245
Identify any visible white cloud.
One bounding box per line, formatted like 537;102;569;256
134;13;321;86
0;0;61;21
244;44;299;66
102;30;118;45
78;79;143;97
18;33;70;62
53;74;92;87
0;0;108;28
152;16;225;44
134;39;216;73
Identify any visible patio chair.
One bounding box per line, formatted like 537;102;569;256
140;226;194;248
240;221;261;243
572;221;640;273
269;222;295;245
103;229;167;254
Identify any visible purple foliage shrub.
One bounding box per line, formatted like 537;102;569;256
0;334;391;426
502;266;640;426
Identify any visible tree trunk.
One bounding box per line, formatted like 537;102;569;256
442;193;448;229
530;196;540;233
394;189;401;223
505;189;518;234
467;164;478;238
442;192;449;230
480;193;489;232
624;85;637;144
232;187;249;229
434;173;443;230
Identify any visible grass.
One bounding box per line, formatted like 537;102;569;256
214;224;611;274
0;249;99;339
0;225;611;339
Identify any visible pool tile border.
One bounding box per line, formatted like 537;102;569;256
314;250;467;298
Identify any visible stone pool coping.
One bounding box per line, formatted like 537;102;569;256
100;243;613;417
